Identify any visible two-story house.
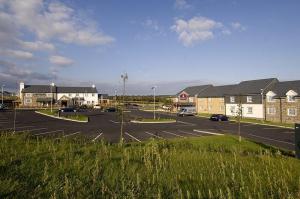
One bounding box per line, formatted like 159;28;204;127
265;80;300;123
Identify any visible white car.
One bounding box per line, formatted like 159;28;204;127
94;104;101;109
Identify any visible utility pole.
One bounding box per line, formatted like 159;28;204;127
1;84;4;105
152;86;157;120
114;89;117;108
120;73;128;144
261;89;265;122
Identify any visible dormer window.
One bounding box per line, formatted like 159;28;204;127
286;90;297;102
267;96;274;102
266;91;276;102
230;96;235;103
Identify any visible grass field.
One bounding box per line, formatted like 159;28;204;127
37;109;88;122
0;133;299;198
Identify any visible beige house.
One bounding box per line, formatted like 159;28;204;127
265;81;300;123
197;85;236;115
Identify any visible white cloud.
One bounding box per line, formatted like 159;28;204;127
171;17;223;46
231;22;246;31
18;40;55;51
174;0;192;10
49;55;74;66
0;49;34;59
4;0;114;46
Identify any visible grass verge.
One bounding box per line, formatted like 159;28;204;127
36;110;88;122
0;133;299;198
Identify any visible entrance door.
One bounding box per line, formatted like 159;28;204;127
61;100;68;107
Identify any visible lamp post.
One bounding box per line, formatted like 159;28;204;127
114;89;117;108
50;83;54;113
261;88;264;121
1;84;4;105
120;73;128;144
152;86;157;120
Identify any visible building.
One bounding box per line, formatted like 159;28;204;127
19;82;98;107
225;78;278;119
175;85;213;110
98;94;110;105
266;80;300;123
197;85;237;115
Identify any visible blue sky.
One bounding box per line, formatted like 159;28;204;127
0;0;299;95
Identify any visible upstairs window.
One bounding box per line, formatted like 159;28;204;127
247;96;253;103
230;96;235;103
69;93;72;97
267;96;275;102
287;108;297;116
247;107;253;114
287;95;296;102
230;106;235;113
26;93;32;97
76;93;79;97
92;93;95;97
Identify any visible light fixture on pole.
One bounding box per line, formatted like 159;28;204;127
152;86;157;120
261;88;264;121
1;84;4;106
120;73;128;144
50;83;55;113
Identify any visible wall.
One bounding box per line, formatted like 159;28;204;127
197;97;225;114
57;93;98;105
226;104;263;119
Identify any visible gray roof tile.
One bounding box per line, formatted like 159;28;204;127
177;85;213;96
269;80;300;97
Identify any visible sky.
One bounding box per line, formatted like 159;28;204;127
0;0;300;95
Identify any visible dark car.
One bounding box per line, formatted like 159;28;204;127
59;107;77;112
209;114;229;121
104;107;117;112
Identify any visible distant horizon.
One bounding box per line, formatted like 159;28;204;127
1;0;299;95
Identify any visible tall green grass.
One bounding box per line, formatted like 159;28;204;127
0;133;299;198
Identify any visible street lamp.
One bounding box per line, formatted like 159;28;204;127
50;83;54;113
152;86;157;120
261;88;264;121
1;84;4;105
114;89;117;108
120;73;128;144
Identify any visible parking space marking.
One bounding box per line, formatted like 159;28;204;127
176;121;196;126
248;133;295;146
15;128;47;133
178;130;201;137
109;120;120;124
263;127;282;130
35;130;64;136
162;131;185;138
193;129;224;136
145;131;163;139
125;132;141;142
0;125;35;131
64;131;81;137
92;132;103;142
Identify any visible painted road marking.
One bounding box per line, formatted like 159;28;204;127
15;128;47;133
193;129;224;136
145;131;163;139
162;131;185;138
248;133;295;146
243;124;256;127
92;132;103;142
176;121;196;126
64;131;81;137
109;120;120;124
0;126;35;131
35;130;64;136
263;127;282;130
125;132;141;142
178;130;201;137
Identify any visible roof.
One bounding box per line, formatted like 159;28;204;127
22;85;97;93
229;78;278;95
177;85;213;96
98;94;109;98
268;80;300;97
198;85;237;97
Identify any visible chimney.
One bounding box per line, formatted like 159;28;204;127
92;84;95;88
19;82;25;100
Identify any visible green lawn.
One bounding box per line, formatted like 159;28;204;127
37;109;59;116
0;133;299;198
36;110;88;122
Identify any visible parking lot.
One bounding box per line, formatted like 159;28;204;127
0;109;295;151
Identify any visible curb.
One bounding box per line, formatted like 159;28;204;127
35;111;88;123
131;120;177;124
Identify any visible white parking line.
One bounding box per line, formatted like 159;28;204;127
263;127;281;130
35;130;64;136
176;121;196;126
109;120;120;124
125;132;141;142
15;128;47;133
145;131;163;139
247;134;295;146
178;130;201;137
243;124;256;127
92;132;103;142
64;131;81;137
0;125;35;131
162;131;185;138
193;129;224;136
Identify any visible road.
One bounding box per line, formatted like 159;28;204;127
0;109;295;151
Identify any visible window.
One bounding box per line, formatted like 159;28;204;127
247;96;253;103
87;101;90;104
267;96;275;102
26;93;32;97
247;107;253;114
47;93;52;97
85;93;88;97
230;96;235;103
92;101;94;104
230;106;235;113
76;93;79;97
287;95;296;102
68;93;72;97
287;108;297;116
25;99;32;104
267;107;276;115
92;93;95;97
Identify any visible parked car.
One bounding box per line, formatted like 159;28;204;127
59;107;77;113
93;104;101;109
0;104;6;110
177;107;196;117
104;107;117;112
209;114;229;121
